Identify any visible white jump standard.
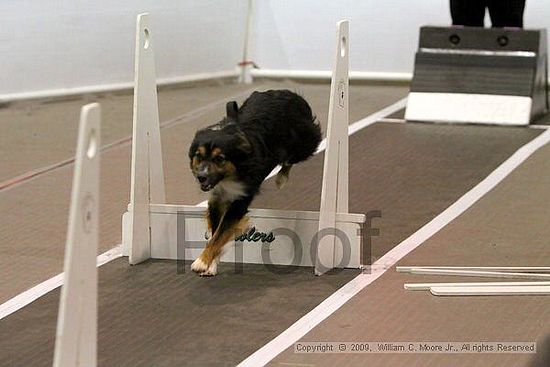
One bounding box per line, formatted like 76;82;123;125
121;15;365;275
53;103;101;367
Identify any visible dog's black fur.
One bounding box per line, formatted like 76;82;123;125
188;89;322;275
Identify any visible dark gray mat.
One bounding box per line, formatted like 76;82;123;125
0;122;541;367
0;259;358;367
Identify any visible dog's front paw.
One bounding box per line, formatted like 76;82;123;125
200;261;218;277
191;254;219;276
191;257;209;273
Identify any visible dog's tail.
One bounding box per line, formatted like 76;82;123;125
305;116;322;156
287;115;322;164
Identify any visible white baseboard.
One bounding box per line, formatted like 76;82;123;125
251;69;412;82
0;69;239;103
0;68;413;103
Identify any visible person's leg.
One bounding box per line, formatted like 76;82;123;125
487;0;526;28
450;0;487;27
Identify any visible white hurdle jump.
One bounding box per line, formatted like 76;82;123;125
121;14;365;274
53;103;101;367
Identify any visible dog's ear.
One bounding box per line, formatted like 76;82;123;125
236;131;252;154
188;140;198;159
226;101;239;122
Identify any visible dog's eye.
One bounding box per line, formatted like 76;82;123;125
213;155;226;164
194;152;202;161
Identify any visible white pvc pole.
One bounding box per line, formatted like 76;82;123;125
53;103;101;367
408;268;550;280
405;281;550;291
397;266;550;273
430;285;550;296
239;0;255;84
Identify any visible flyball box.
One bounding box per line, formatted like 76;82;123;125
406;26;548;125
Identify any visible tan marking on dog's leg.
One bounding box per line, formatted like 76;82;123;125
193;216;249;276
275;163;293;189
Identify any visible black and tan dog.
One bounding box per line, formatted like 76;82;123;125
188;89;322;275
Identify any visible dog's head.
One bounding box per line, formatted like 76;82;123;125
189;102;251;192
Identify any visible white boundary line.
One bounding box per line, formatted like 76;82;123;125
347;98;407;136
237;128;550;367
0;97;407;319
0;246;121;320
379;117;406;124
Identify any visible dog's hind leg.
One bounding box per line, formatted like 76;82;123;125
275;163;293;189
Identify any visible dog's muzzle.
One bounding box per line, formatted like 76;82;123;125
197;174;213;191
196;172;224;192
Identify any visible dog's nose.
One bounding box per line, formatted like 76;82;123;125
197;174;207;184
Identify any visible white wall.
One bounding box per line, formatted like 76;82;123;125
0;0;247;99
251;0;550;76
3;1;550;99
